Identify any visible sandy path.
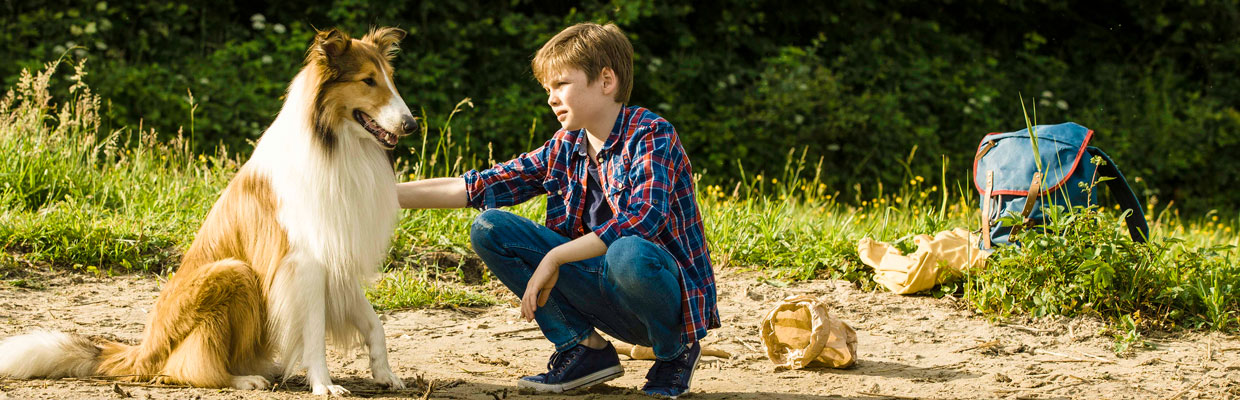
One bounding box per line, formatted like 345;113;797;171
0;268;1237;399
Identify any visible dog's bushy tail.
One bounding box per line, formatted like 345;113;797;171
0;330;101;379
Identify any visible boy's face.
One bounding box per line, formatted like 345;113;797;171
542;67;616;132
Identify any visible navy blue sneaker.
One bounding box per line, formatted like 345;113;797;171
641;341;701;399
517;341;624;393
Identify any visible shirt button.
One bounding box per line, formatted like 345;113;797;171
558;190;565;196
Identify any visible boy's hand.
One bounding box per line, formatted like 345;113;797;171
521;254;562;321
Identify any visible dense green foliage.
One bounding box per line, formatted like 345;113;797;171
3;1;1238;213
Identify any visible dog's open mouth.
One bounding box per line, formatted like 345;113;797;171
353;110;398;149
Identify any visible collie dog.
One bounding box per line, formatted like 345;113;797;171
0;27;416;396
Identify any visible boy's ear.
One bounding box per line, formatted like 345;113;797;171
311;28;351;67
599;67;618;96
366;27;406;60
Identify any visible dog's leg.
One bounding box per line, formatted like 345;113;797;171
298;264;349;396
347;288;404;390
159;259;270;390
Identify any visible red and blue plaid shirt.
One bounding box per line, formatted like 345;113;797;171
462;106;720;344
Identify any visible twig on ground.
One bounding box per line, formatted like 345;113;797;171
1001;323;1058;334
404;322;463;333
420;378;435;400
857;391;930;400
955;339;1000;353
994;379;1088;397
111;383;131;398
493;326;539;337
1073;350;1117;363
458;366;492;375
1034;349;1114;364
1162;374;1208;400
734;338;760;353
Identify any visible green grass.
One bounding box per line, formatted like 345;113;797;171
2;60;1237;337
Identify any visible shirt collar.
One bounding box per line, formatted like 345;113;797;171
573;106;629;158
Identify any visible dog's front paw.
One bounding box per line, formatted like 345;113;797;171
372;369;405;390
230;375;270;390
312;384;351;396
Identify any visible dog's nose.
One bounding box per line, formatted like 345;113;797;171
401;115;419;135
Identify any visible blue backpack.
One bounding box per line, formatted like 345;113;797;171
973;122;1150;249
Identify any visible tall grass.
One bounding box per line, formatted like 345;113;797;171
1;61;1237;334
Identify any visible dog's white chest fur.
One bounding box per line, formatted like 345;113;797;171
249;71;400;281
242;71;402;376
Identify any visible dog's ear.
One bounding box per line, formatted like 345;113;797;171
365;27;406;60
311;28;351;65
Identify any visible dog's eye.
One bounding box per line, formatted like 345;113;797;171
362;77;376;86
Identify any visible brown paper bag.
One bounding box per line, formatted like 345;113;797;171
759;294;857;369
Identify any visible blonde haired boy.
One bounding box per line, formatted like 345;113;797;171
397;22;718;398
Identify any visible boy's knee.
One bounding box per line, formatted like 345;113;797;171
469;209;511;250
606;236;669;285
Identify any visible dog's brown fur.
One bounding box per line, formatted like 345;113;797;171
93;170;283;386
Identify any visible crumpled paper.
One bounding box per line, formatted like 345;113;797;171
759;294;857;369
858;228;989;295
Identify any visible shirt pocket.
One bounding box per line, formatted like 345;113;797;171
543;177;570;209
605;158;629;212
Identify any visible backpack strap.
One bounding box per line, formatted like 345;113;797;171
1010;172;1044;237
1086;147;1150;243
974;140;997;165
980;170;994;249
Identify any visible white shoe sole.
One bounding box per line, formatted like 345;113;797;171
517;365;624;393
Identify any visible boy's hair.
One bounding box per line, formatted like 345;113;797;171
532;22;633;104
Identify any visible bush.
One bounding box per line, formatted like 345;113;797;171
967;202;1239;332
2;0;1237;212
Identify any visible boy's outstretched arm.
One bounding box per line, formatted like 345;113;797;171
396;178;468;209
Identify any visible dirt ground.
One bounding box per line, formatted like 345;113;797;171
0;267;1237;400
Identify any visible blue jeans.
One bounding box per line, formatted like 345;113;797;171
470;209;687;361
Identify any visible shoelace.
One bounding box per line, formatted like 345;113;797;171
645;352;687;387
547;346;585;376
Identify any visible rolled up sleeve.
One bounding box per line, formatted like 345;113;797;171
462;139;552;210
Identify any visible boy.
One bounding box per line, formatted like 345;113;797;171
396;22;718;398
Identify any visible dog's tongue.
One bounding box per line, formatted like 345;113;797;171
356;111;396;146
